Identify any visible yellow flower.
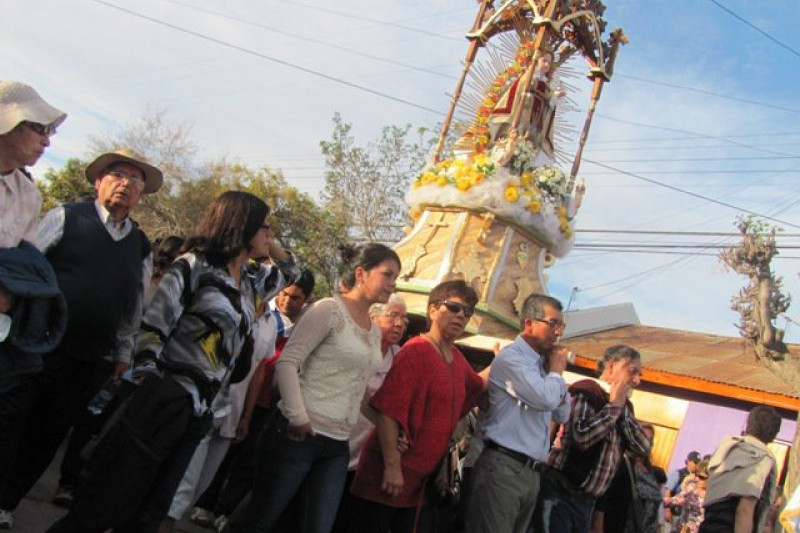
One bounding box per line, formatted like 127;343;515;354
473;153;489;166
476;135;489;145
437;176;448;186
528;201;541;213
456;178;471;191
557;206;567;217
504;186;520;202
470;172;485;186
520;172;532;187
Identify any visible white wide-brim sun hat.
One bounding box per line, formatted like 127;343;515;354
0;81;67;135
85;148;164;195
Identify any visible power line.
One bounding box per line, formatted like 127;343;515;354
571;248;800;259
576;243;800;250
84;0;447;117
590;132;800;144
162;0;459;81
267;0;467;43
707;0;800;59
616;73;800;114
577;228;800;237
594;114;800;158
582;158;800;230
588;156;800;164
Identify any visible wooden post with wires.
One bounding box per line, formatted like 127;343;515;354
432;0;494;164
567;75;604;194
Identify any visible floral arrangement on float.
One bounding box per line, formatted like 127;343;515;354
407;147;578;257
406;0;626;260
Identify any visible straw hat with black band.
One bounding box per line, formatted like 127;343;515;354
0;81;67;135
85;148;163;195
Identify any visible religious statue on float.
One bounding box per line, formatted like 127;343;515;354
394;0;626;339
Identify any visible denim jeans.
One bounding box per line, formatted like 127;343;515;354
228;411;349;533
536;469;595;533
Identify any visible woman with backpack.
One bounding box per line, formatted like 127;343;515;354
47;190;298;533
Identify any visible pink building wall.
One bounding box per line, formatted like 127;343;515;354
667;401;797;474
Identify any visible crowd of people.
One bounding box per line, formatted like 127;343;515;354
0;79;790;533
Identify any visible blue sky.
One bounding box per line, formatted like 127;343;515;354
4;0;800;341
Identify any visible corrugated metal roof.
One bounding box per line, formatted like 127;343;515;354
560;324;800;400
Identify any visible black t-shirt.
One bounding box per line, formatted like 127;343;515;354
595;458;633;533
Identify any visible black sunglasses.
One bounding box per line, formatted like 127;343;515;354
22;121;56;136
438;300;475;318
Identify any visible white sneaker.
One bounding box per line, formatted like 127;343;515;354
214;514;227;533
189;507;214;528
0;509;13;529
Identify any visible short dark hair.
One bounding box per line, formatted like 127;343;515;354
292;269;316;298
338;243;401;290
746;405;782;444
427;279;479;309
519;294;562;330
596;345;641;377
185;191;268;268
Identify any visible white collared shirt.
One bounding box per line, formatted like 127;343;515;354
0;168;41;248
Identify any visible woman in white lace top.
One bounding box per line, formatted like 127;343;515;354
228;243;401;533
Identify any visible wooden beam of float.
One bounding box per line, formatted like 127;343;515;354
394;206;554;340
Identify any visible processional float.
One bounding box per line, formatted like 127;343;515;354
393;0;627;338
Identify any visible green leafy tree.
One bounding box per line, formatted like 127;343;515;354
320;113;434;243
37;158;94;211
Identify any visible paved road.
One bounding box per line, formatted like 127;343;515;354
13;443;212;533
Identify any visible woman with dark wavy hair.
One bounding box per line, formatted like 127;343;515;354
227;243;401;533
47;190;299;533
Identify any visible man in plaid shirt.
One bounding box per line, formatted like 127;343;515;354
536;345;651;533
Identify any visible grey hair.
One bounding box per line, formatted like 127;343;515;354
596;345;641;377
369;293;406;318
519;294;563;330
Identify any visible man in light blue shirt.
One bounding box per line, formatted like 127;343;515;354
465;294;570;533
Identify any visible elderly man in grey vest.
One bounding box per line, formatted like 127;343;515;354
0;149;163;529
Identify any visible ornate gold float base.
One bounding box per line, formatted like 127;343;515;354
394;205;552;340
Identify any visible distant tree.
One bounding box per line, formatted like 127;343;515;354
320;113;434;243
37;158;94;211
720;215;798;497
86;107;199;236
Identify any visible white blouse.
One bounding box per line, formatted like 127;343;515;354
276;297;382;440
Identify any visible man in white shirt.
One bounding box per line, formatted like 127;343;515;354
0;149;163;528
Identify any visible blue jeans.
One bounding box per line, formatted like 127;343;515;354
536;470;595;533
228;411;349;533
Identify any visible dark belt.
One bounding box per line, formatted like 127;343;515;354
484;440;543;471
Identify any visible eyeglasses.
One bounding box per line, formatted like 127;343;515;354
106;170;145;189
384;311;409;325
535;318;566;330
22;121;57;136
697;475;708;480
438;300;475;318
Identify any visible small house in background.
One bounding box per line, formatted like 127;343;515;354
456;303;798;483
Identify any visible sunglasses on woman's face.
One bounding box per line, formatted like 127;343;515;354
438;300;475;318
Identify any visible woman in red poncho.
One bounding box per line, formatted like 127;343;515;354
349;280;487;533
